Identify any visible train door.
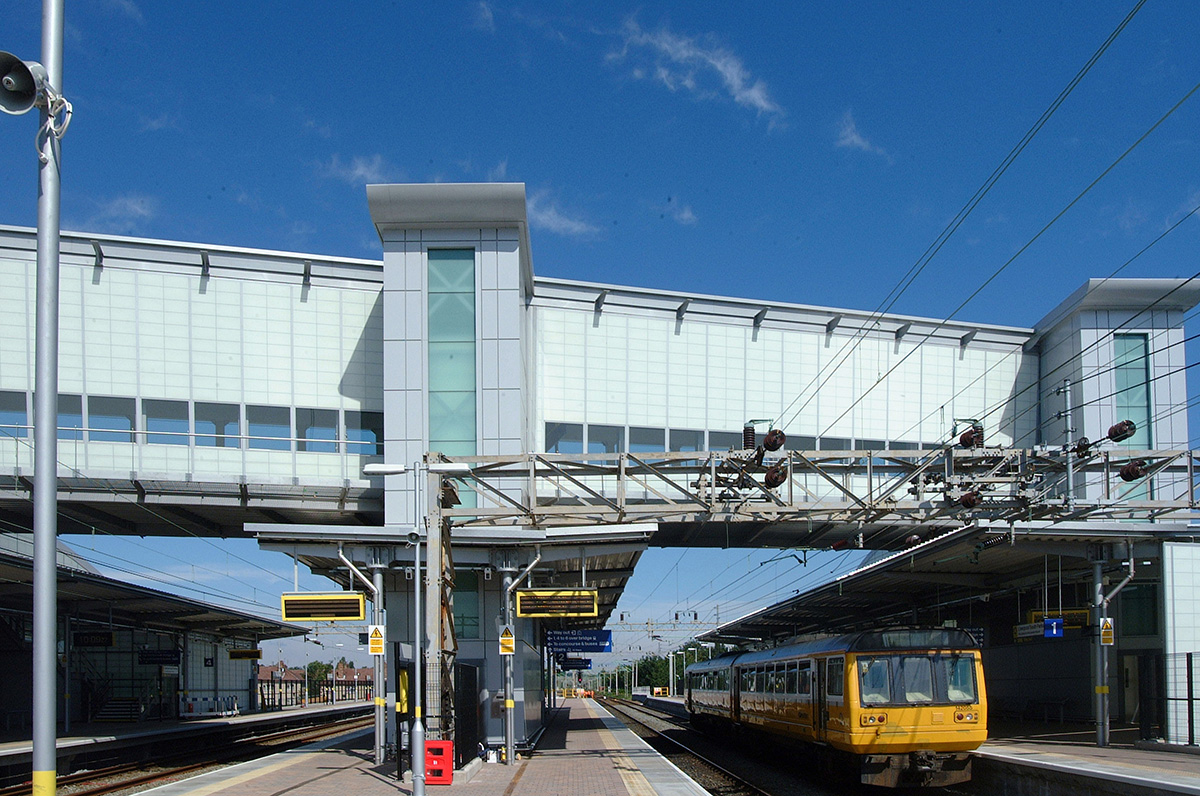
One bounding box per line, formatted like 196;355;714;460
816;658;828;742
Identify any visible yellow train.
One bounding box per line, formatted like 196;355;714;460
685;628;986;788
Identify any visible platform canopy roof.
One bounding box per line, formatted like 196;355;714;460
0;537;308;641
252;522;655;630
697;520;1192;647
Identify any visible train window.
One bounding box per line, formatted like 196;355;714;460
773;668;786;694
756;668;768;693
897;656;934;703
785;664;798;694
741;669;753;692
828;658;844;697
858;657;892;704
797;662;812;695
941;655;977;703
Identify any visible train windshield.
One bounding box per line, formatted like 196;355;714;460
857;653;977;706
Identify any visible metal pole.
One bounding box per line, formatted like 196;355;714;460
33;3;65;794
1093;559;1107;747
412;534;425;796
1188;651;1195;747
372;565;385;766
1063;378;1074;508
503;568;515;765
424;470;442;740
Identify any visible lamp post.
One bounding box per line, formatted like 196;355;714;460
3;7;71;793
363;462;422;791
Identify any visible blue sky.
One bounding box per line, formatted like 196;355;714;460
3;1;1199;667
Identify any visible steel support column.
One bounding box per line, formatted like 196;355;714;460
32;3;65;793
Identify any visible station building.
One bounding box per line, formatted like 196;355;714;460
2;182;1198;756
0;535;306;734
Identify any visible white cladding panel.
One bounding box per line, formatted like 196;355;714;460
533;303;1036;449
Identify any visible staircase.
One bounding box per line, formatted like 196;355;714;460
91;697;143;723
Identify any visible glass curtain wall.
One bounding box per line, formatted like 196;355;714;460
1113;334;1151;500
428;248;477;459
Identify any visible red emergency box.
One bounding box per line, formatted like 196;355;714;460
425;740;453;785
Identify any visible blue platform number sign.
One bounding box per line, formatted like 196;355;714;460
1043;617;1064;638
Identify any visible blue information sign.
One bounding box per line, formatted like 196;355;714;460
546;629;613;652
1043;617;1064;638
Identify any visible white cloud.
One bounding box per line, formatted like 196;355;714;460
836;110;890;161
77;194;157;235
611;18;784;124
472;1;496;33
138;112;180;132
487;160;509;181
527;191;598;237
1166;189;1200;229
319;154;401;185
103;0;144;24
303;118;332;139
1117;199;1148;233
658;196;697;225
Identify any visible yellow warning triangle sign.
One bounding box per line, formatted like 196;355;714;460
500;628;514;639
370;627;384;639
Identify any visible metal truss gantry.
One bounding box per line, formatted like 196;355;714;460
427;445;1197;549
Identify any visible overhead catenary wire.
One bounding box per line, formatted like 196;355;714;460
774;0;1149;434
0;525;281;615
816;77;1200;443
884;201;1200;448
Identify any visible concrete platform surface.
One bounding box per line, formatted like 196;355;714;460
141;698;708;796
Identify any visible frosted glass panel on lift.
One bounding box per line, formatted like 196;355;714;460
428;249;476;464
429;392;476;444
428;342;476;392
1114;334;1152;448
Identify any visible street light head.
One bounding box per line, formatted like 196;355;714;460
362;462;408;476
0;52;46;115
427;462;472;475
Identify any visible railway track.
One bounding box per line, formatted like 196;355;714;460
600;697;781;796
0;715;372;796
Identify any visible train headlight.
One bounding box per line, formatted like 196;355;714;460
954;711;978;723
860;713;888;726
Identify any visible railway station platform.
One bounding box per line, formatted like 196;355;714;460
0;700;371;774
140;697;707;796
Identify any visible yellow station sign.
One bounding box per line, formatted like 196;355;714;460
515;589;599;618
